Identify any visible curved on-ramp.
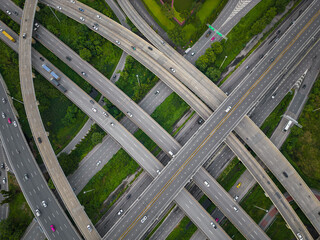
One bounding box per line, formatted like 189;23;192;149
18;0;100;239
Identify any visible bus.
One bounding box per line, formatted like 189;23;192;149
42;64;51;73
50;71;60;80
2;30;16;42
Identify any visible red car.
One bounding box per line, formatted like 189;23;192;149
211;36;215;41
7;118;12;124
50;225;56;232
215;218;219;222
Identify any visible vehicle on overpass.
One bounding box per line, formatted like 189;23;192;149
1;30;16;42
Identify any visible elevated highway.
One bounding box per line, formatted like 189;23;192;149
17;0;99;239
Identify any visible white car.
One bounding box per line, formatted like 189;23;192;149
116;40;121;45
92;108;97;113
156;169;161;175
117;209;123;215
42;200;47;208
80;17;85;22
1;112;5;118
2;97;6;103
204;181;210;187
2;178;6;184
13;121;17;127
233;206;239;212
127;112;133;118
141;215;147;223
225;106;232;112
57;6;62;10
96;160;101;166
97;14;101;19
70;0;75;3
6;10;12;15
93;26;99;31
87;224;92;232
103;112;109;117
296;233;303;240
170;67;176;73
35;209;41;217
110;122;115;127
210;222;217;229
234;195;239;201
191;52;195;56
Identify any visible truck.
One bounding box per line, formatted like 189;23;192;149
50;71;60;80
2;30;16;42
50;78;60;87
283;120;293;132
42;64;51;73
184;48;192;54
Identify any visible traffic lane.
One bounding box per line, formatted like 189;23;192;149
194;169;269;240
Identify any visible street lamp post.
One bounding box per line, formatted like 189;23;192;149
220;56;227;69
136;74;141;87
83;189;95;194
11;96;24;104
253;205;268;212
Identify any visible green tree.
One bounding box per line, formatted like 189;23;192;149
58;152;77;176
211;42;223;55
161;3;174;19
0;217;25;240
205;48;216;65
168;26;185;46
195;55;209;72
0;189;19;205
205;67;221;82
79;48;92;61
91;132;103;145
180;10;190;20
62;105;78;126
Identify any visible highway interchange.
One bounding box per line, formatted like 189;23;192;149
0;0;319;239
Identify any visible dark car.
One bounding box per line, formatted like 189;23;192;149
148;46;153;50
79;8;84;12
205;31;212;37
302;84;306;89
66;56;72;61
198;118;204;124
37;137;42;143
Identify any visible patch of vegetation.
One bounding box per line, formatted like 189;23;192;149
240;184;273;223
0;173;33;240
216;157;246;191
266;213;294;239
116;56;159;103
142;0;228;46
78;149;139;223
195;41;224;82
260;92;294;137
174;0;193;12
216;0;292;70
166;215;198;240
58;124;106;176
36;3;122;79
281;76;320;190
